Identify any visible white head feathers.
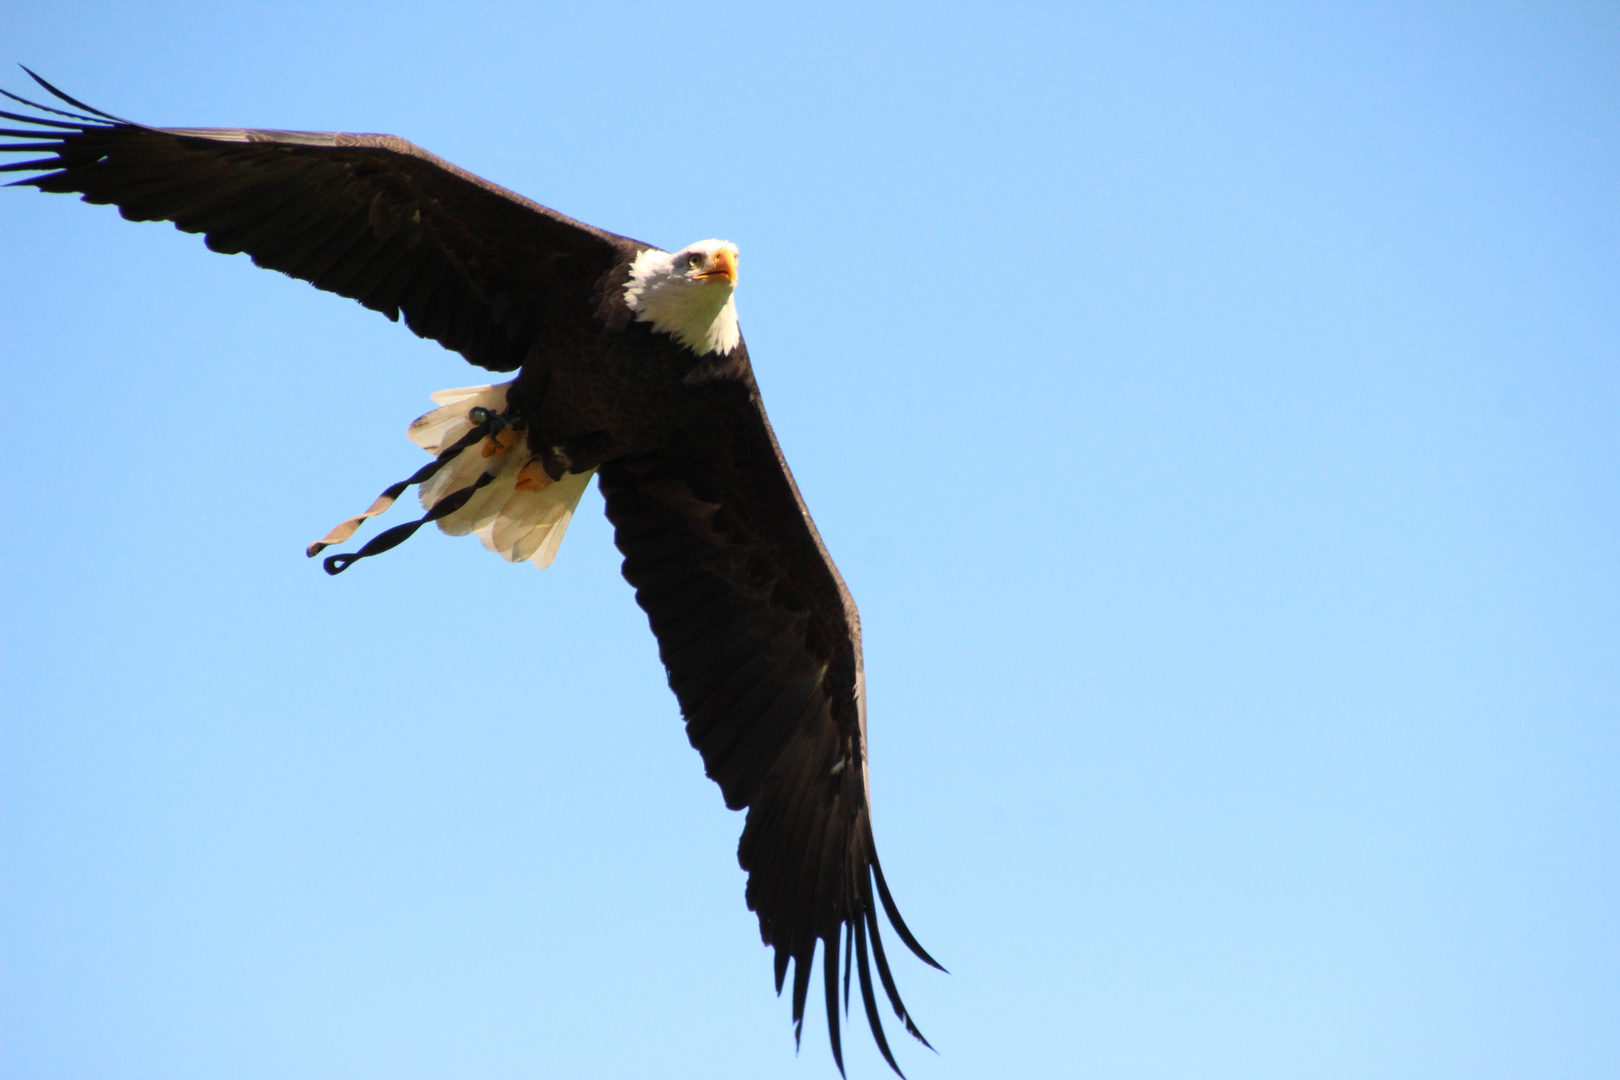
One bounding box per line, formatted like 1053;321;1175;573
623;239;741;357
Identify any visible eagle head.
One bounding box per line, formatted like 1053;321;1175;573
624;239;741;356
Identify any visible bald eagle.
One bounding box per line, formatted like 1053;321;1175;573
1;71;939;1075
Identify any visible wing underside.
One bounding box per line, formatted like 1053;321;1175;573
599;383;941;1075
0;70;639;372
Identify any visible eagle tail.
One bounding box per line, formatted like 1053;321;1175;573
408;382;593;569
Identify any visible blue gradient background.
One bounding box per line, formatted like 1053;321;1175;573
2;4;1616;1078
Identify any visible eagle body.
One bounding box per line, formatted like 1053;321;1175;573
506;287;751;479
1;71;938;1077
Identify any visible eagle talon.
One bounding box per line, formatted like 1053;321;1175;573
481;428;521;458
467;407;526;457
514;458;551;492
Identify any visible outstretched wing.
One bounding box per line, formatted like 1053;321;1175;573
599;378;941;1076
0;70;641;372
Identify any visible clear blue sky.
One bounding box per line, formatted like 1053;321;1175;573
2;3;1616;1078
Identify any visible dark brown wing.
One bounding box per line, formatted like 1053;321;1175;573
0;71;640;372
599;378;941;1076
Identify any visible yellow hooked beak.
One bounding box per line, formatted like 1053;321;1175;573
695;246;738;285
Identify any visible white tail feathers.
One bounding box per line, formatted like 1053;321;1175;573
407;381;593;569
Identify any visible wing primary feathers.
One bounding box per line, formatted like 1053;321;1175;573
0;88;104;125
870;853;945;972
843;919;855;1013
774;935;792;995
854;912;906;1076
1;158;72;175
20;67;132;123
860;877;934;1050
790;941;815;1049
0;107;96;130
790;819;842;1049
824;929;846;1077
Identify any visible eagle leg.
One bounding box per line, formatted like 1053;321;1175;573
539;429;616;481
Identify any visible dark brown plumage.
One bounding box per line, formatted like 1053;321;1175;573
1;70;939;1075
